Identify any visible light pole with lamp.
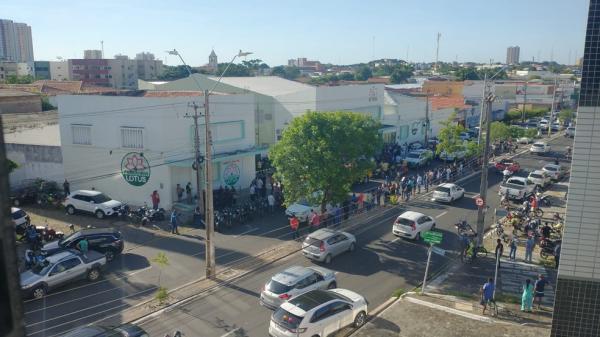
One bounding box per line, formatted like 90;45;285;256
167;49;252;279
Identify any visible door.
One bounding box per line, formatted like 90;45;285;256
334;234;351;254
87;235;109;253
310;304;337;337
326;236;341;256
47;257;82;287
330;301;354;329
77;195;93;212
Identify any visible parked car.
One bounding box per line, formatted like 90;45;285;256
269;289;368;337
495;159;520;174
9;184;38;207
408;141;424;151
530;142;551;155
392;211;435;240
431;183;465;203
405;149;433;167
260;265;337;309
11;207;30;228
285;197;330;224
565;126;576;138
517;137;533;144
60;324;149;337
499;176;537;200
41;227;124;261
528;170;552;188
438;148;466;162
302;229;356;264
551;122;563;132
538;119;549;130
20;249;106;299
63;190;123;219
542;164;568;181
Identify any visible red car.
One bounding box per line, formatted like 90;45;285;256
495;159;520;174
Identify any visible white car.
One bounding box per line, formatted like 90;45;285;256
285;200;329;224
565;127;575;138
431;183;465;203
542;164;568;181
269;289;368;337
11;207;29;227
405;149;433;167
392;211;435;240
528;170;552;188
530;142;551;155
260;266;337;310
63;190;123;219
439;149;467;162
518;137;532;144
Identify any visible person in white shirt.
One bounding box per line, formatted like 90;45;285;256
267;194;275;213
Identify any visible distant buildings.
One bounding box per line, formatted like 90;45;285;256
195;49;219;73
288;57;324;74
0;19;34;63
506;46;520;65
84;49;103;59
34;61;50;79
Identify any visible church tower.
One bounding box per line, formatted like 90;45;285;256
208;50;218;72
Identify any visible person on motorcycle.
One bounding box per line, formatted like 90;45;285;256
522;199;531;215
541;222;553;240
566;146;572;159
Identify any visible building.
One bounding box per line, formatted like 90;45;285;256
57;92;258;209
0;19;33;62
139;74;385;146
34;61;50;79
49;61;69;81
506;46;520;65
135;52;155;61
288;57;324;74
84;49;103;59
135;54;163;81
0;61;17;81
68;59;111;87
551;0;600;336
0;89;41;113
16;62;34;77
208;50;218;72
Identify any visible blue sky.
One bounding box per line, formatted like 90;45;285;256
3;0;589;66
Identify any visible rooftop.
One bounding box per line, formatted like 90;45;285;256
0;89;39;97
206;75;313;96
3;123;60;146
429;96;471;111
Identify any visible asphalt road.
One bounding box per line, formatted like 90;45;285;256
24;133;573;337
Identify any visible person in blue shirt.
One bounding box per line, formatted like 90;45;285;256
481;278;495;315
170;210;180;235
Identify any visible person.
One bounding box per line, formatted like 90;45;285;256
267;193;275;213
530;195;538;212
525;235;535;263
534;274;548;310
289;215;300;240
503;168;511;182
554;156;560;166
76;237;89;257
446;167;451;182
481;278;495;315
185;182;192;204
554;242;561;269
509;235;518;261
541;222;552;240
416;174;423;194
193;206;204;228
310;210;320;231
521;279;534;312
151;190;160;210
522;199;530;215
176;184;183;202
63;179;70;196
495;238;504;267
170;210;180;235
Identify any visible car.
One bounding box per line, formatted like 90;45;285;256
518;137;533;144
538;120;549;129
41;227;124;262
530;142;551;155
260;266;337;309
551;122;563;132
408;141;424;151
542;164;568;181
495;159;520;174
438;148;467;162
431;183;465;203
404;149;433;167
392;211;435;240
499;176;537;200
526;121;539;129
565;126;575;138
11;207;30;228
20;249;106;299
63;190;123;219
59;324;149;337
269;289;368;337
302;229;356;264
528;170;552;188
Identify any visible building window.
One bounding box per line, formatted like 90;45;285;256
72;124;92;145
121;127;144;149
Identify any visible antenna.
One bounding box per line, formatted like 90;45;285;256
435;32;441;73
100;40;104;58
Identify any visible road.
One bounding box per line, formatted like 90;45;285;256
24;134;573;337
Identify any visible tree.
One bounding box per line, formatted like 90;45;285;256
217;63;251;77
390;67;412;84
454;67;480;81
338;72;355;81
5;75;34;84
7;159;18;173
490;121;510;142
559;109;575;122
158;65;198;80
436;112;466;158
152;252;169;304
271;66;300;80
354;66;372;81
270;111;382;213
465;140;483;158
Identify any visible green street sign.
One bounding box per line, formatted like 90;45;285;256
423;231;443;244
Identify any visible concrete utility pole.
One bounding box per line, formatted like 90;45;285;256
521;80;528;123
475;91;496;246
477;74;488;145
424;95;430;146
203;89;216;278
548;75;558;137
186;103;205;214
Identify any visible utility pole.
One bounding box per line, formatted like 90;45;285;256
548;75;558;137
424;95;430;146
186;102;205;214
521;80;528;123
477;74;488;145
475;91;496;246
435;33;441;73
204;89;216;279
100;40;104;59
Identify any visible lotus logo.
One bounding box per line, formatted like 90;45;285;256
121;152;151;186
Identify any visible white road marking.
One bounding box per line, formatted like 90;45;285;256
436;211;448;219
220;328;242;337
153;224;161;230
233;227;259;238
391;237;402;243
405;296;494;323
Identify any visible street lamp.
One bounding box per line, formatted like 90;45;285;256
166;48;253;279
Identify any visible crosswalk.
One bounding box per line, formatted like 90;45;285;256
498;260;556;306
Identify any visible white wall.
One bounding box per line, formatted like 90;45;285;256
49;61;69;81
316;84;384;121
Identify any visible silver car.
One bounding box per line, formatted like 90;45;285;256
302;229;356;264
260;265;337;309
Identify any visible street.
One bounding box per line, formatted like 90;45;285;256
23;134;573;337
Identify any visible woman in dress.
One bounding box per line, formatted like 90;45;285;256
521;278;534;312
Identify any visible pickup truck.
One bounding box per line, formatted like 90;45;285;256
431;183;465;203
495;159;520;174
405;149;433;167
20;249;106;299
499;177;537;200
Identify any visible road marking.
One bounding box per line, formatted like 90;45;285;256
220;328;242;337
152;224;161;230
436;211;448;219
405;296;494;323
233;226;259;238
391;237;402;243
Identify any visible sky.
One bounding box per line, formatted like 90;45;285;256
2;0;589;67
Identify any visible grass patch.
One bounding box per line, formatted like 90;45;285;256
446;290;477;300
392;288;406;298
495;293;520;304
155;286;169;304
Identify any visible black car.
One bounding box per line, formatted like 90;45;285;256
60;324;148;337
41;228;124;262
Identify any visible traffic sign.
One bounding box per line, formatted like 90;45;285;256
475;197;484;207
431;246;445;256
423;231;443;244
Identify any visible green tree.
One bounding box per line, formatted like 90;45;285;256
435;112;466;157
390;67;412;84
217;63;251;77
558;109;574;122
270;111;382;213
152;252;169;304
454;67;479;81
158;65;198;80
271;66;300;80
7;159;18;173
338;72;355;81
354;66;372;81
5;75;34;84
490;121;510;142
465;140;483;158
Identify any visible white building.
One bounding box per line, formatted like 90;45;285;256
49;61;69;81
57;93;258;209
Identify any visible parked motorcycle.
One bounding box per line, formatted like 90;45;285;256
36;224;64;242
540;238;561;259
128;206;149;226
455;220;476;237
538;194;552;207
146;207;166;223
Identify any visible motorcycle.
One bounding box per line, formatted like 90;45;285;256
116;204;130;218
538;194;552;207
36;224;64;242
455;220;476;237
540;238;561;259
128;206;150;226
24;249;46;270
146;207;166;222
